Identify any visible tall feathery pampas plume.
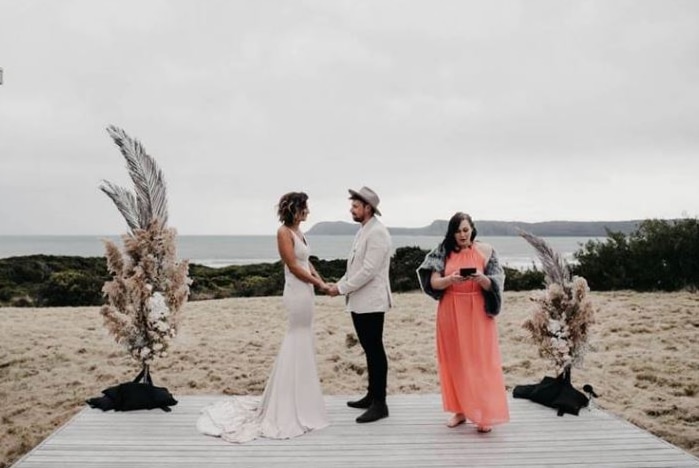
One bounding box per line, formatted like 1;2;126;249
518;229;595;377
99;125;191;375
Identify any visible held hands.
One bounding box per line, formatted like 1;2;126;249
319;282;340;297
326;284;340;297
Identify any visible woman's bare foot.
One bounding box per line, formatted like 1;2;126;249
476;425;492;433
446;413;466;428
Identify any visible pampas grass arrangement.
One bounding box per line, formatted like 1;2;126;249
519;230;595;378
99;126;190;376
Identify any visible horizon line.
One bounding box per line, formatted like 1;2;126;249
0;217;674;237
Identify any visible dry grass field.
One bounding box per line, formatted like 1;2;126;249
1;290;698;467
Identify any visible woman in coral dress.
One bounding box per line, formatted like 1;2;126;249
417;212;509;432
197;191;329;442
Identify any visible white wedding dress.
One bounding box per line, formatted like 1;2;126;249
197;231;328;443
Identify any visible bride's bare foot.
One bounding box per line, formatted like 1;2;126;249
446;413;466;428
477;425;492;433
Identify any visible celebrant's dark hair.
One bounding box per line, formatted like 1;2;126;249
277;192;309;226
441;212;477;253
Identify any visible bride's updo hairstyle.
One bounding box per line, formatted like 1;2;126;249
277;192;309;226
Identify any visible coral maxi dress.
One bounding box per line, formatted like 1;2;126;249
436;246;510;427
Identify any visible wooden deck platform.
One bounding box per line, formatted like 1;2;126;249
12;394;699;468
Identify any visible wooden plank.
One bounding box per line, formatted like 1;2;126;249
12;394;699;468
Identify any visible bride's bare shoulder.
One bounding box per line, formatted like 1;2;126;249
277;225;293;240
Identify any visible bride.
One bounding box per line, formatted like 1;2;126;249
197;191;330;442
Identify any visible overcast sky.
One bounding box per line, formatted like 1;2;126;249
1;0;697;235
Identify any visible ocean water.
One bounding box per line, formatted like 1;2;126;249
0;235;601;269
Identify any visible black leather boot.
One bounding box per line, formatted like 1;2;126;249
356;401;389;423
347;394;373;409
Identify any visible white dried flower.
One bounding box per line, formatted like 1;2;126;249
520;232;595;376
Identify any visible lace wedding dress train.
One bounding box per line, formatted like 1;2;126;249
197;231;328;443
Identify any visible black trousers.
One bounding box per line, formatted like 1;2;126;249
351;311;388;402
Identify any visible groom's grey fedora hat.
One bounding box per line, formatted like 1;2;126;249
348;186;382;216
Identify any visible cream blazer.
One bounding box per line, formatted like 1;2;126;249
337;216;393;313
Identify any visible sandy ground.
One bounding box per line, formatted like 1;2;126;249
1;290;698;467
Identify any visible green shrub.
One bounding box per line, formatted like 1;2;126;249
4;219;696;308
390;246;427;292
504;267;546;291
574;218;699;291
311;257;346;283
39;270;105;307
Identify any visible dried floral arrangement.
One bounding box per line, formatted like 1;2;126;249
99;126;190;377
519;230;595;378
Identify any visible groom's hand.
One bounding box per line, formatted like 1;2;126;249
327;284;340;297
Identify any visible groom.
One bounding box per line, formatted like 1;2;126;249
328;186;393;423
